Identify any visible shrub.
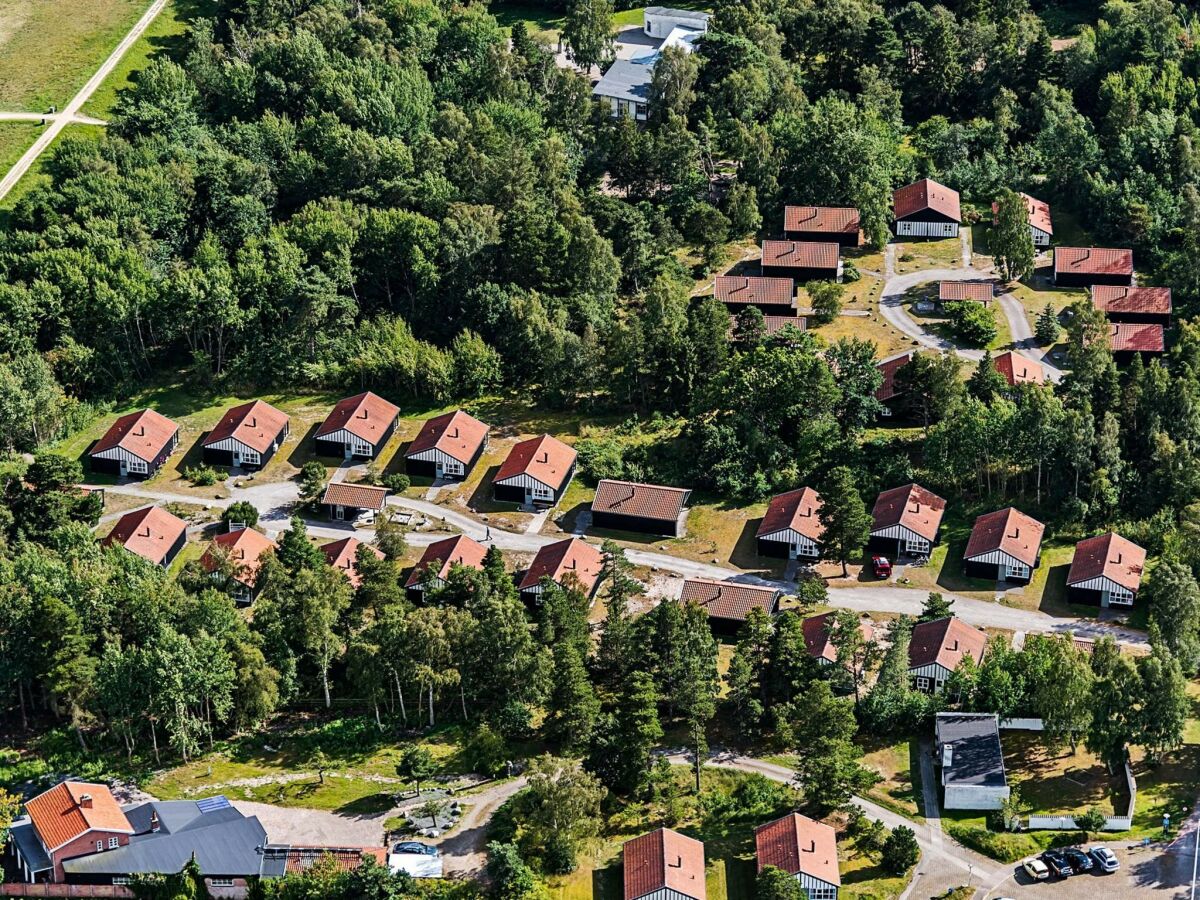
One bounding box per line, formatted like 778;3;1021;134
807;280;845;324
464;725;510;778
383;472;411;492
575;437;625;482
222;501;259;528
184;464;221;486
842;260;861;282
881;824;920;873
943;301;997;347
944;823;1040;862
298;460;326;504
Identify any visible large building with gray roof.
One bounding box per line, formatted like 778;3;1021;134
934;713;1010;810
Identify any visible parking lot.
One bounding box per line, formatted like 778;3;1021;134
982;839;1198;898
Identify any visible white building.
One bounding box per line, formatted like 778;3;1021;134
643;6;710;39
936;713;1011;811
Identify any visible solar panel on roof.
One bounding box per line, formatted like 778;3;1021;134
196;795;231;813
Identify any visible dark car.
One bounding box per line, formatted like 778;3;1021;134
1063;847;1093;872
1040;849;1074;878
392;842;439;857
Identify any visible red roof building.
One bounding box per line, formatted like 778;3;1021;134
323;536;385;588
894;178;960;238
519;537;603;599
321;481;389;519
909;616;987;693
783;206;862;246
1053;247;1133;288
963;507;1044;584
1108;322;1164;357
315;392;401;459
202;400;289;470
993;192;1052;246
714;276;796;313
623;828;706;900
875;351;915;408
1066;532;1146;608
405;410;490;480
22;781;134;882
757;487;824;560
802;612;874;665
754;813;840;894
760;240;842;281
591;479;692;537
939;282;993;304
679;578;781;631
992;351;1046;387
405;534;488;596
202;526;277;602
869;483;946;559
1091;285;1172;323
103;506;188;568
89;409;180;478
494;434;577;506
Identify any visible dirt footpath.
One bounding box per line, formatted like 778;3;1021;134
434;778;528;877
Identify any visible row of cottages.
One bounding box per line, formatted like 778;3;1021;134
6;780;385;892
623;817;841;900
1053;247;1169;358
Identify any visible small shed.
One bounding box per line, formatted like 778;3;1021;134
322;481;389;523
935;713;1010;810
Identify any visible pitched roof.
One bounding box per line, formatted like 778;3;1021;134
993;351;1046;386
322;536;385;588
1091;285;1172;316
802;612;874;664
894;178;960;222
727;316;807;340
593;480;691;522
1067;532;1146;593
91;409;178;463
993;192;1052;235
874;351;914;403
623;828;707;900
783;206;861;236
405;534;488;589
495;434;577;491
714;276;796;308
909;616;987;671
870;483;946;542
25;782;133;851
406;410;490;466
203;400;289;454
754;813;840;887
935;713;1006;788
1109;322;1164;353
519;537;604;593
758;487;824;543
316;392;400;444
1054;247;1133;278
761;240;840;271
964;507;1043;566
939;282;993;303
321;481;389;511
202;527;277;588
679;578;780;622
103;507;187;566
266;845;389;876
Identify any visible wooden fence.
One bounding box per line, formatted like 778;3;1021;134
1025;759;1137;832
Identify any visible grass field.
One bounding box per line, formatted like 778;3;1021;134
858;735;924;822
894;237;964;274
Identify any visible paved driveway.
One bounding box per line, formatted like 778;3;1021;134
981;840;1194;898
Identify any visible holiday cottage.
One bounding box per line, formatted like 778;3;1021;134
714;275;796;315
1066;531;1146;609
755;813;840;900
802;612;874;666
679;578;781;634
201;525;277;605
623;828;706;900
321;481;389;523
893;178;960;239
315;392;400;460
992;350;1047;387
323;536;385;589
493;434;577;506
756;487;824;559
103;506;187;569
202;400;289;471
518;537;604;602
591;479;692;537
963;507;1043;584
405;409;490;481
89;409;179;479
908;616;987;694
405;533;489;601
760;240;842;282
868;483;946;559
1091;285;1172;325
1053;247;1133;288
992;192;1052;248
783;206;862;247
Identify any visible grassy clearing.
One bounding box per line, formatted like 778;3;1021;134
839;831;910;900
858;735;924;823
0;122;39;172
0;0;147;111
894;238;963;274
805;274;920;360
998;543;1076;615
1003;732;1122;818
490;1;711;44
892;510;1001;601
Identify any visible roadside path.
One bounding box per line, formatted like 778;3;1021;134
0;0;167;202
0;111;108;126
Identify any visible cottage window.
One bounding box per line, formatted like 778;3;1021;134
210;878;235;887
128;458;148;475
915;676;930;692
96;840;104;852
113;878;131;885
108;837;119;849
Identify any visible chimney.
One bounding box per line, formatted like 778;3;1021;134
450;426;459;439
1009;527;1020;539
135;425;145;437
669;855;682;869
802;840;815;854
539;452;548;464
150;810;160;833
79;793;93;809
140;526;151;538
568;558;576;570
949;639;959;651
249;416;257;428
358;408;369;418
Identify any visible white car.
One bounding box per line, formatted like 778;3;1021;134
1022;857;1050;880
1088;845;1120;872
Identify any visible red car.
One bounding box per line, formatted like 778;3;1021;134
872;556;892;578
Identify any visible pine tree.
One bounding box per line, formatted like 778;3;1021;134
547;642;600;750
595;542;642;688
967;351;1009;403
276;516;323;572
818;466;871;576
673;602;719;791
586;670;662;794
1034;303;1060;344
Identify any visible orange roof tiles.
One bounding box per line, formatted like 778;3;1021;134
1108;322;1164;353
894;178;960;222
783;206;861;237
802;611;874;664
993;351;1046;386
316;392;400;444
1054;247;1133;278
758;487;824;544
679;578;780;622
754;813;840;887
91;409;178;462
871;483;946;543
323;536;384;588
103;506;187;566
592;480;691;522
993;192;1052;235
714;276;796;308
875;352;914;403
25;782;133;852
1091;285;1172;316
964;507;1044;566
909;616;987;672
406;410;490;466
280;846;388;874
761;240;841;271
939;282;993;303
203;400;289;454
1067;532;1145;593
321;481;389;511
519;537;603;593
623;829;706;900
495;434;577;491
405;534;488;589
202;527;277;588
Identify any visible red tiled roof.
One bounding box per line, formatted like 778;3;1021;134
593;480;691;522
321;481;389;511
91;409;178;463
909;616;987;671
875;352;914;403
760;240;840;271
679;578;780;622
623;829;706;900
323;536;385;588
758;487;824;543
783;206;860;237
1067;532;1145;593
1091;285;1172;316
993;193;1052;235
316;392;400;444
495;434;577;491
802;612;874;664
939;282;993;303
406;410;490;465
993;351;1046;386
964;507;1044;566
25;782;133;852
405;534;488;589
714;276;795;308
871;483;946;543
727;316;807;339
754;813;840;887
1109;322;1164;353
203;400;289;454
202;527;277;588
280;846;388;874
103;506;187;566
519;537;603;593
894;178;960;222
1054;247;1133;278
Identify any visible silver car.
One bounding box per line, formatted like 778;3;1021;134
1088;845;1120;872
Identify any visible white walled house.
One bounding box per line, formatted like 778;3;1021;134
1066;531;1146;608
893;177;961;238
756;487;823;559
936;713;1010;811
643;7;710;39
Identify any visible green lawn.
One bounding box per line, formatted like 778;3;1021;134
858;735;924;823
490;1;712;44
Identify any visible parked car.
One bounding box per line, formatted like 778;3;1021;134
1088;845;1120;872
872;555;892;578
1041;849;1074;878
1063;847;1093;872
393;841;439;857
1022;858;1049;881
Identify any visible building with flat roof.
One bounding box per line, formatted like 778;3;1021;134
935;713;1010;810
